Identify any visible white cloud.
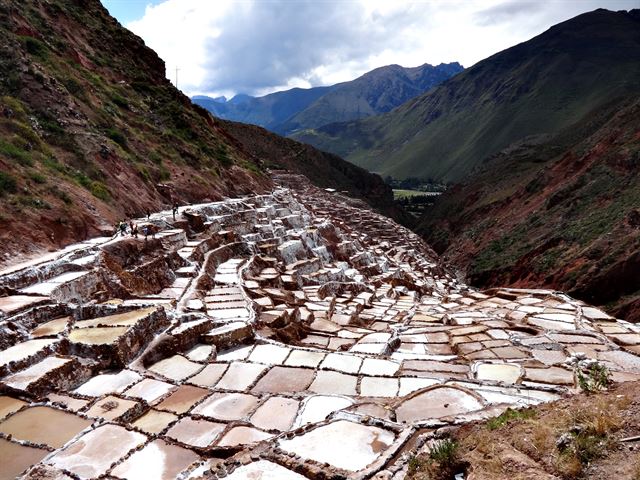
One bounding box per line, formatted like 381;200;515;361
127;0;638;97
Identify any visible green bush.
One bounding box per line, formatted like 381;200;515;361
487;407;536;430
72;171;91;189
106;128;127;149
28;171;46;184
43;156;67;174
135;164;152;183
62;77;84;97
49;186;73;205
0;139;33;166
215;143;233;167
12;195;50;210
89;181;110;201
429;438;458;466
0;171;18;195
576;362;611;393
23;36;48;58
110;93;129;110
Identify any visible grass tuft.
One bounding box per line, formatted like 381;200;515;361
576;362;611;394
487;407;536;430
428;438;459;467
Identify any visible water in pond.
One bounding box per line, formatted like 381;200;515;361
294;395;353;427
192;392;259;421
165;417;225;448
250;396;299;431
0;438;48;480
47;424;146;478
69;326;128;345
131;409;177;434
475;363;522;384
216;426;272;447
149;355;203;381
224;460;307;480
0;339;56;367
76;307;156;327
395;387;483;422
31;317;70;337
0;406;91;448
0;396;27;420
155;385;209;414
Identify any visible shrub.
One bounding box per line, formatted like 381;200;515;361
43;156;67;174
110;93;129;110
23;36;48;58
429;438;458;467
215;143;233;167
106;128;127;149
49;186;72;205
576;362;611;393
62;77;84;97
28;171;46;184
89;181;110;201
135;164;152;183
0;171;18;195
12;195;50;210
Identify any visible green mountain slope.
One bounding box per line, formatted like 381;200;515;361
418;95;640;321
276;62;462;134
0;0;271;261
219;119;410;226
293;9;640;182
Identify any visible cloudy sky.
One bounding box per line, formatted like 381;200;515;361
101;0;638;98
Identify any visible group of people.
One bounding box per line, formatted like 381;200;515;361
115;220;154;240
115;201;181;241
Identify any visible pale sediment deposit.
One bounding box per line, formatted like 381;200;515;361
1;173;640;479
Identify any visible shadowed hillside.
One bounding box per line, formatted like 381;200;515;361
220;119;411;225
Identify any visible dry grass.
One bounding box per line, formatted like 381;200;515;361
417;391;636;480
566;397;625;436
555;452;584;479
468;440;505;475
529;423;555;459
632;457;640;480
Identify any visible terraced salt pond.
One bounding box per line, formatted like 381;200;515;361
1;174;640;479
279;420;396;471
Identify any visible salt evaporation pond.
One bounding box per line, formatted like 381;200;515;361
279;420;395;471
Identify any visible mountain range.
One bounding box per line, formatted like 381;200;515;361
293;9;640;183
192;62;463;136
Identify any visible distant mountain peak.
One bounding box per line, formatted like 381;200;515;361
228;93;254;105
